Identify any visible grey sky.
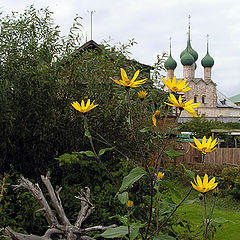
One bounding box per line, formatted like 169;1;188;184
2;0;240;97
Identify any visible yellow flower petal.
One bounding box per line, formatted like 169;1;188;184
72;99;98;114
111;68;146;88
163;76;191;93
132;70;140;81
190;136;218;155
121;68;128;80
203;174;208;186
165;94;199;117
191;174;218;193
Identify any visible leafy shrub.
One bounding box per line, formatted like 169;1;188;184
0;175;47;234
220;166;240;199
228;181;240;200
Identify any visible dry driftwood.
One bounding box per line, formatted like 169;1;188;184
4;173;116;240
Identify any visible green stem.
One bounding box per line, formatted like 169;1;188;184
200;195;205;228
144;180;154;239
125;88;149;173
83;116;117;187
145;109;183;239
205;194;217;237
146;187;193;240
203;194;208;240
152;110;182;187
126;88;133;130
127;209;131;240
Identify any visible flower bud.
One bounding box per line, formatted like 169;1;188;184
126;200;133;208
198;193;203;200
155;171;164;180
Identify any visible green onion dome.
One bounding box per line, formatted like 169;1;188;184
180;48;195;66
195;62;197;69
164;54;177;70
180;42;198;62
201;52;214;67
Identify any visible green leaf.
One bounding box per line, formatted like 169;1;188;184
84;128;91;138
79;150;95;158
126;115;131;125
129;223;145;240
100;226;128;238
55;152;80;165
181;198;198;205
164;149;184;159
98;147;115;157
179;163;195;179
109;214;129;225
160;180;181;199
139;126;152;133
212;217;229;224
119;167;146;193
117;192;129;204
154;234;176;240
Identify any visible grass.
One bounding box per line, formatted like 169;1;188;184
173;183;240;239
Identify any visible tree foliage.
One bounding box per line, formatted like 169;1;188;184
0;6;167;178
180;117;240;138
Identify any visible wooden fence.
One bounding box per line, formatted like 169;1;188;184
175;142;240;166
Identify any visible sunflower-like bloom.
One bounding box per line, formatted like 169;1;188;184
137;90;148;100
155;171;164;180
189;136;218;155
126;200;133;208
72;99;98;114
164;94;200;117
152;110;161;127
191;174;218;194
163;76;191;93
110;68;147;88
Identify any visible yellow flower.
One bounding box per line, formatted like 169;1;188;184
110;68;147;88
164;93;200;117
137;90;148;100
126;200;133;208
189;136;218;155
152;110;161;127
155;171;164;180
163;76;191;93
72;99;98;114
191;174;218;194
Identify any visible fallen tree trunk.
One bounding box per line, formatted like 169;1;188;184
4;173;116;240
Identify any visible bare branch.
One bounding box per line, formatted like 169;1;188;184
36;208;45;213
83;224;117;233
43;228;63;238
75;187;95;228
41;173;71;226
6;174;113;240
79;236;94;240
5;227;63;240
14;175;58;226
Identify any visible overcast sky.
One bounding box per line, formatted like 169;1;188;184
1;0;240;97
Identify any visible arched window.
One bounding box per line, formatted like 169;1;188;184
194;95;198;103
202;95;206;104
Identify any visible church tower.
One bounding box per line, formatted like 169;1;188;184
164;38;177;79
180;16;198;80
201;36;214;82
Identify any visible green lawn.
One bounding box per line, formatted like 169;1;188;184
174;185;240;239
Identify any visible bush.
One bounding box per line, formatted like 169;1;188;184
220;166;240;199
